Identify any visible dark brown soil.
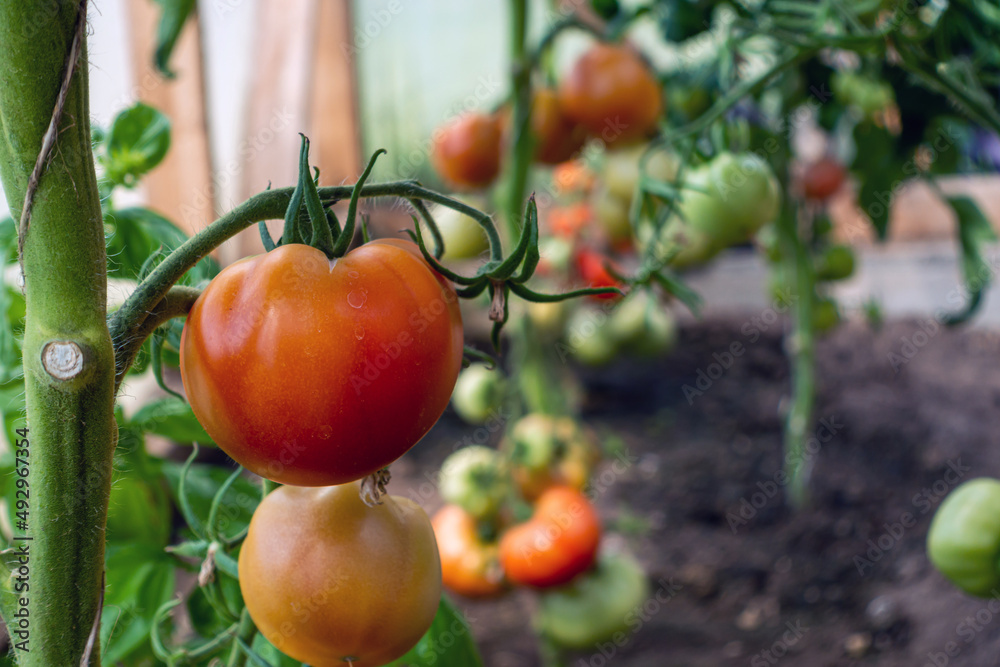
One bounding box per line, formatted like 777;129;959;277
393;316;1000;667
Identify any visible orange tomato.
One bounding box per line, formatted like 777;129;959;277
432;504;505;597
499;486;601;588
432;112;503;189
558;44;663;146
532;88;587;164
238;482;441;667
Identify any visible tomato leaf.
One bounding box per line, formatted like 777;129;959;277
101;543;177;666
851;121;904;239
104;103;172;186
153;0;197;77
943;194;997;325
131;396;214;445
385;596;484;667
105;207;187;280
250;634;302;667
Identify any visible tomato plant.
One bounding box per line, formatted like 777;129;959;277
181;239;464;486
239;481;442;666
499;486;601;588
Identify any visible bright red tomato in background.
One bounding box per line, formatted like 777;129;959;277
574;248;623;300
432;112;503;189
499;486;602;588
180;239;464;486
558;43;663;146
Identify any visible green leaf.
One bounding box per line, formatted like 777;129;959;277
0;284;25;384
851;122;904;239
131;396;214;445
250;634;302;667
104;103;172;185
944;194;997;324
385;596;484;667
105;207;187;280
107;471;171;548
153;0;197;78
101;543;177;666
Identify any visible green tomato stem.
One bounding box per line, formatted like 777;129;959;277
226;607;258;667
779;207;817;509
503;0;534;240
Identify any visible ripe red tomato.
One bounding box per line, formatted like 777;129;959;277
532;88;587;164
432;112;502;189
558;44;663;146
801;157;846;201
239;482;442;667
499;486;601;588
432;504;505;597
180;239;464;486
574;248;622;300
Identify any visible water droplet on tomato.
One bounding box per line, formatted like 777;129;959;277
354;326;365;340
348;270;360;279
347;290;367;308
319;425;333;439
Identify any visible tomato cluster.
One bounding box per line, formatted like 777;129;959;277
430;42;663;190
428;412;650;648
180;236;467;663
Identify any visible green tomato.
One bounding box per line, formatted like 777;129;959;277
831;71;894;116
638;217;720;271
438;445;508;520
608;290;677;357
928;478;1000;597
592;185;632;244
426;198;490;260
537;552;649;649
812;296;840;333
707;152;781;239
602;144;679;202
451;363;506;425
564;306;618;366
816;244;856;282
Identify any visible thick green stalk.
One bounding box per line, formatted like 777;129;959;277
502;0;533;239
0;2;115;665
778;210;817;509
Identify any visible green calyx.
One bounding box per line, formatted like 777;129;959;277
259;136;383;259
